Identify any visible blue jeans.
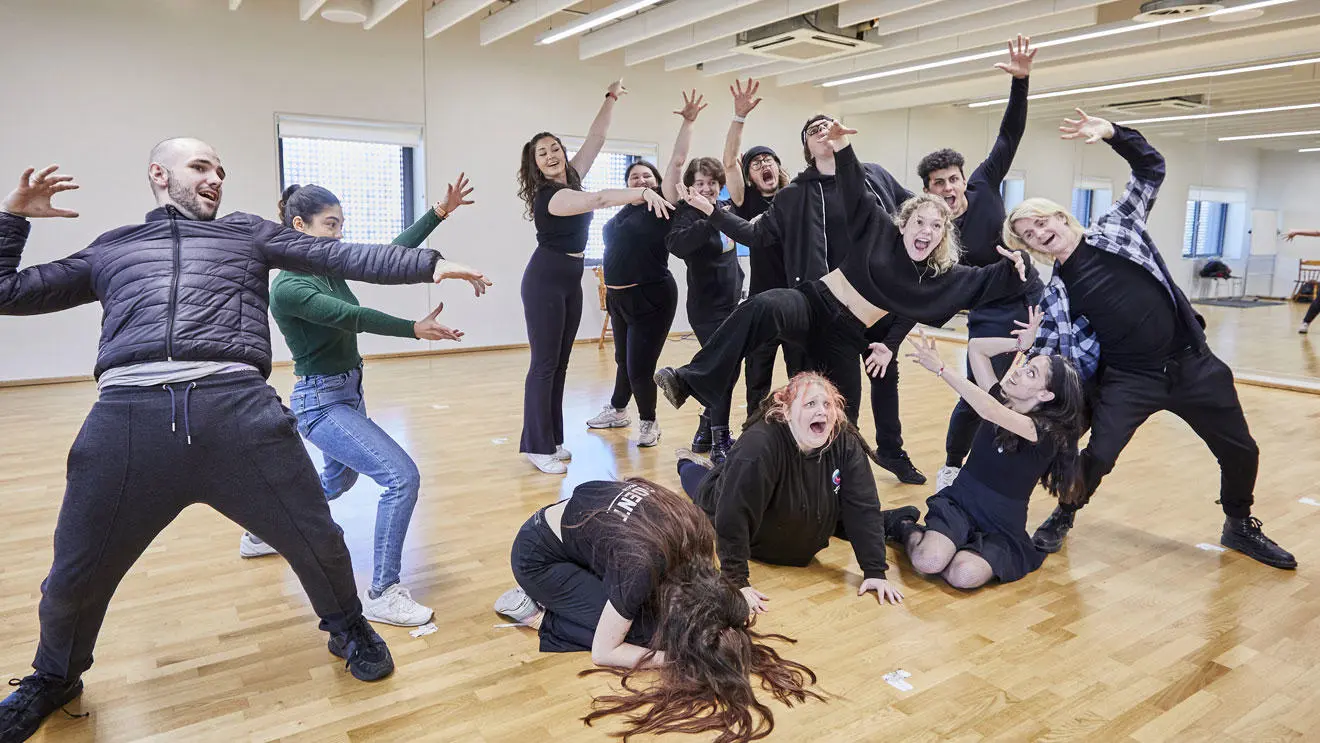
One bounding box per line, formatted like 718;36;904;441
289;367;421;595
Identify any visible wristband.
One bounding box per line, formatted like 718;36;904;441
732;114;746;124
936;365;945;378
605;92;618;100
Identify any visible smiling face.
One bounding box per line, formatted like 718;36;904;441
786;382;839;451
691;172;720;201
924;165;968;217
626;163;659;190
148;138;225;220
1001;355;1056;411
534;136;567;182
1010;212;1078;259
747;153;781;195
901;203;946;262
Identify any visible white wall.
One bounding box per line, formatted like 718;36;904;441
0;0;825;382
1255;150;1320;297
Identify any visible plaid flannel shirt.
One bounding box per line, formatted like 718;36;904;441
1031;126;1172;381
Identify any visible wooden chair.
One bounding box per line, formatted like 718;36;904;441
1292;259;1320;302
591;266;612;348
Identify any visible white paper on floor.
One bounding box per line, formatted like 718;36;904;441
1195;543;1227;552
491;437;508;445
410;622;439;638
883;669;914;692
1299;497;1320;507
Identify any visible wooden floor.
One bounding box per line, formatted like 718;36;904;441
4;336;1320;743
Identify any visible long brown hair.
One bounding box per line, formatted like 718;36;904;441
574;478;822;742
518;131;582;220
994;355;1086;505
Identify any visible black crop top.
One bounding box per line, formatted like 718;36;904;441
533;182;593;255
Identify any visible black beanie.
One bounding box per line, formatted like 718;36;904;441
742;145;780;182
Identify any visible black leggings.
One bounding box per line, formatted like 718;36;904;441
510;509;655;653
946;299;1027;467
1306;293;1320;324
520;249;584;455
606;277;678;421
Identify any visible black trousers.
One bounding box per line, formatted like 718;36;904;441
520;249;584;455
866;353;904;457
744;341;807;417
1064;347;1257;518
606;277;678;421
690;303;739;428
1305;293;1320;324
510;509;655;653
946;299;1028;467
34;373;362;680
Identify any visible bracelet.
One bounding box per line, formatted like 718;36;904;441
936;365;945;378
605;92;618;100
434;206;448;220
732;114;746;124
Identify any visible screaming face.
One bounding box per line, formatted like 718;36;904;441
924;165;968;217
901;203;946;263
786;382;838;451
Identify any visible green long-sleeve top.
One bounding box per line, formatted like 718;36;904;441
271;209;445;377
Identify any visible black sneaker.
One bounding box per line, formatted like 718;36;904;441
654;368;690;409
690;413;712;454
1221;516;1297;569
328;618;395;682
875;452;927;485
709;426;735;465
1031;505;1075;553
0;672;84;743
881;506;921;544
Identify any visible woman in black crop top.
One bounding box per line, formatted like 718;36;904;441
882;315;1085;588
516;80;675;475
494;478;820;742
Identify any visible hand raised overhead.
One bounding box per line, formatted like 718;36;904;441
1059;108;1115;144
2;165;80;219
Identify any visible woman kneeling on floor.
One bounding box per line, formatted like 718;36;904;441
494;478;821;743
884;312;1085;589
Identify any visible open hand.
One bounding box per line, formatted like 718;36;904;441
676;183;714;216
413;302;465;341
607;79;628;100
740;586;770;615
905;330;944;375
731;78;762;117
437;172;474;217
641;188;676;219
864;342;893;378
674;89;707;122
994;34;1035;78
1059;108;1115;144
859;578;904;605
433;259;493;296
1012;305;1044;351
822;120;858;152
997;245;1028;281
2;166;80;219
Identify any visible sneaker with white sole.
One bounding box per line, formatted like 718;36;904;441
527;452;567;474
675;447;713;468
586;405;631;429
362;584;434;627
636;420;660;447
934;465;960;493
554;445;572;461
239;532;279;558
494;587;542;625
1301;322;1311;335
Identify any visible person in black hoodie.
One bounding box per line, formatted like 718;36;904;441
677;372;904;612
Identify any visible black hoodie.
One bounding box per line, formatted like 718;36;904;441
666;201;744;326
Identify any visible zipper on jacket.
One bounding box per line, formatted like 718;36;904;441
817;183;827;259
165;206;183;361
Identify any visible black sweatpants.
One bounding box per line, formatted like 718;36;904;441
867;353;903;458
606;277;678;421
521;249;585;455
946;299;1027;467
1305;293;1320;325
33;372;362;680
744;341;807;417
510;508;655;653
1063;347;1257;518
690;303;739;429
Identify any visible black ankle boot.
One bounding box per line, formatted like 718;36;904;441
875;451;927;485
654;367;690;409
1221;516;1297;569
881;506;921;544
710;426;735;465
690;413;712;454
1032;505;1076;553
328;618;395;682
0;672;84;742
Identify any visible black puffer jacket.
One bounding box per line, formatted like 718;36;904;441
0;207;439;378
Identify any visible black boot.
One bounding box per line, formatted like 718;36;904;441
881;506;921;545
710;426;735;465
0;672;84;743
690;413;713;454
1032;505;1075;553
1221;516;1297;569
654;367;690;409
875;451;927;485
328;617;395;682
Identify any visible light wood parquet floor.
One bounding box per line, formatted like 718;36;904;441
2;334;1320;743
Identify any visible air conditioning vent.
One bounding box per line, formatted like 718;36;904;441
1102;95;1208;116
737;7;877;63
1133;1;1224;22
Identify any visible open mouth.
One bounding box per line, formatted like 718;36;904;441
1042;233;1056;248
944;195;956;208
809;420;827;435
198;188;219;204
914;238;931;253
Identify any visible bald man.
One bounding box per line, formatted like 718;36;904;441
0;140;490;742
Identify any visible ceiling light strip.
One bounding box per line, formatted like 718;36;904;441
1300;147;1320;152
537;0;663;45
1117;101;1320;125
1218;129;1320;141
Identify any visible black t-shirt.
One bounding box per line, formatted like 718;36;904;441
820;177;849;273
557;480;663;621
602;202;672;286
1056;242;1184;369
960;386;1058;501
734;189;786;295
533;182;592;255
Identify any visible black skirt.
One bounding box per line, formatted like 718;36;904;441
923;472;1046;583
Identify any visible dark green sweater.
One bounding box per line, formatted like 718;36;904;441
271;209;445;377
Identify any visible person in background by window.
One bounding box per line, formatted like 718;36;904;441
1285;228;1320;333
517;80;675;475
918;35;1044;494
1005;110;1295;571
237;177;475;628
721;78;802;422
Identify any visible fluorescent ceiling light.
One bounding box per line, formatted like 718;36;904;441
1117;101;1320;125
1218;129;1320;141
1301;147;1320;152
824;0;1299;88
537;0;663;45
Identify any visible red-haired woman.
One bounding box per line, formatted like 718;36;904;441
678;372;903;614
494;478;820;742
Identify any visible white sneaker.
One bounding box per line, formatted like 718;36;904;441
675;448;712;468
527;452;567;474
239;532;279;559
494;587;541;624
363;584;434;627
586;405;631;429
554;445;572;461
935;465;960;493
636;420;660;447
1301;322;1311;335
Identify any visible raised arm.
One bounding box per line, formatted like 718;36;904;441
827;124;902;252
972;35;1034;188
662;90;706;205
391;172;474;251
0;168;96;315
907;330;1038;442
1062;110;1164;222
723;78;762;207
967;305;1041;389
570;80;626;179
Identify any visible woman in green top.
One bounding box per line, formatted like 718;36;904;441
240;177;474;627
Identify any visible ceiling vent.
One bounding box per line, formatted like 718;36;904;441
1133;1;1224;22
1102;94;1208;115
736;7;877;63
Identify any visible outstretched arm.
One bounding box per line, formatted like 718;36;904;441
680;184;781;249
570;80;626;179
1062;109;1164;221
723;78;762;207
974;35;1034;188
662;90;706;205
907;330;1038;441
0;167;96;315
1285;229;1320;242
550;186;673;219
827;123;901;251
967;305;1042;389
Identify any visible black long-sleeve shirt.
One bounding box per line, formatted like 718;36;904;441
602;203;672;286
733;189;785;295
666;202;743;325
958;76;1028;268
691;419;889;587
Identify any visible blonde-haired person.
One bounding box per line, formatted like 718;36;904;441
1003;109;1294;570
657;120;1036;438
676;372;903;615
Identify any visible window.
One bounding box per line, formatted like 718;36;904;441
275;115;423;244
1182;188;1248;259
563;138;660;265
999;174;1025;213
1070;179;1112;227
